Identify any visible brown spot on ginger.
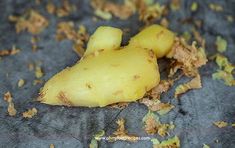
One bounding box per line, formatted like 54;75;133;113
57;91;73;106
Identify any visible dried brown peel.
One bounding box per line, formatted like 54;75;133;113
3;92;17;116
160;17;169;28
46;0;76;17
147;80;174;99
167;37;207;77
0;45;20;57
33;79;44;85
175;74;202;98
143;111;174;137
22;107;38;118
56;0;76;17
192;28;206;48
9;10;49;34
46;2;56;14
138;1;165;25
56;22;89;57
103;1;136;20
90;0;136;20
110;118;138;142
140;98;174;115
90;0;165;24
166;37;207;98
31;36;39;52
170;0;181;11
109;102;129;109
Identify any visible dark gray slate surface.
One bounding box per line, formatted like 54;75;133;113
0;0;235;148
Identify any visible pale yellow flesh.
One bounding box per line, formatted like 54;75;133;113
129;25;175;58
85;26;123;55
40;47;160;107
39;25;175;107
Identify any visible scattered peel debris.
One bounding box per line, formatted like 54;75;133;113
143;111;174;137
90;0;136;20
89;138;98;148
160;17;169;28
212;54;235;86
147;80;173;99
140;98;174;115
18;79;25;88
3;91;17;116
213;121;228;128
49;144;55;148
0;45;20;57
226;15;234;23
35;0;41;5
33;79;44;85
31;36;40;52
209;3;223;12
109;118;138;142
109;102;129;109
46;2;56;14
192;28;206;48
151;135;180;148
90;0;165;25
137;0;166;25
9;10;49;34
93;9;112;20
166;37;207;98
191;2;198;12
46;0;76;17
167;37;207;77
213;70;235;86
28;63;35;71
203;144;210;148
89;130;105;148
215;36;227;53
182;31;191;42
170;0;181;11
35;65;43;78
194;19;203;28
56;0;76;17
56;22;89;57
175;74;202;98
22;107;37;118
140;80;174;114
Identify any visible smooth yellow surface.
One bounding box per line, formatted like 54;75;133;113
129;25;175;58
39;25;175;107
40;47;160;107
85;26;122;55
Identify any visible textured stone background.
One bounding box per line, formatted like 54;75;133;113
0;0;235;148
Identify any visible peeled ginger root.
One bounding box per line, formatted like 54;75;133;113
38;25;175;107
